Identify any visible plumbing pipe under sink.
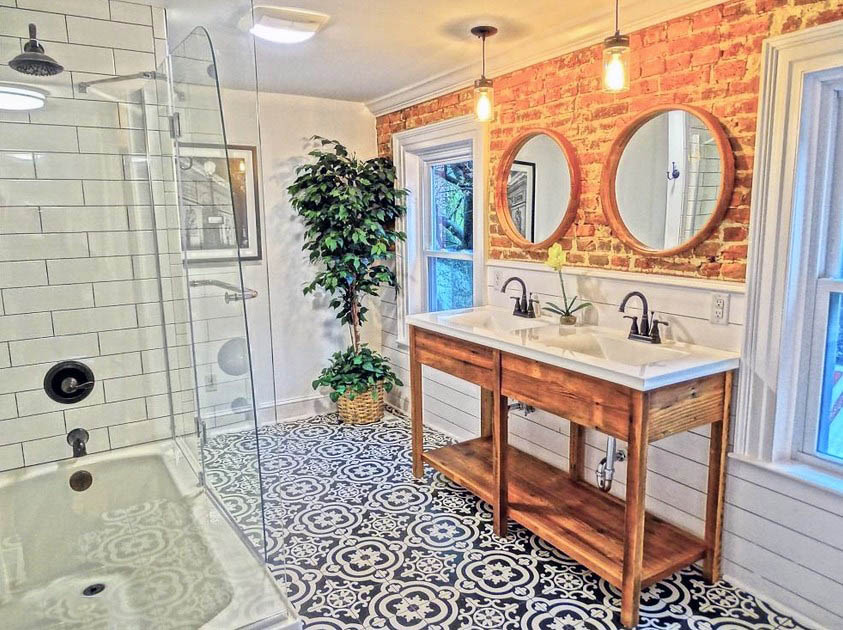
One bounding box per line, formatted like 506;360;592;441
596;436;626;492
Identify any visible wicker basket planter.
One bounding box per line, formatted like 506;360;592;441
336;382;385;424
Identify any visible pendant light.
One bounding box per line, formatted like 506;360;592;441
471;25;497;122
603;0;630;92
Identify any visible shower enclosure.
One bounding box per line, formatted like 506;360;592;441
0;17;294;629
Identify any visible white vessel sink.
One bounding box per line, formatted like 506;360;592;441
407;306;739;390
445;309;551;334
535;329;688;367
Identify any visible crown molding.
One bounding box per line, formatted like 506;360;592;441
366;0;722;117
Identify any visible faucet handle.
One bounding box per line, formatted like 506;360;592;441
650;318;669;343
623;315;639;335
527;293;539;317
510;295;523;314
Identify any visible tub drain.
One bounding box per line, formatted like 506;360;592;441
69;470;93;492
82;583;105;597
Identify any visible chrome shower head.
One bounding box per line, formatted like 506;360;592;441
9;24;64;76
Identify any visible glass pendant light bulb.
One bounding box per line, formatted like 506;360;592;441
474;79;494;123
471;26;497;123
603;43;629;92
603;0;630;93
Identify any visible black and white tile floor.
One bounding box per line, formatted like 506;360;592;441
205;413;812;630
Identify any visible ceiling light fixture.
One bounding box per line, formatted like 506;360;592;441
249;6;329;44
603;0;630;92
0;83;47;111
472;25;497;123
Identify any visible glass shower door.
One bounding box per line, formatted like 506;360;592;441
165;28;267;558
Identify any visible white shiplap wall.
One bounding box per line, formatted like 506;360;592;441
381;259;843;629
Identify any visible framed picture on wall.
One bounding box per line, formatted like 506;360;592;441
507;160;536;241
176;143;262;262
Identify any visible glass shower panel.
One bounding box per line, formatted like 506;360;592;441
141;60;200;470
168;28;267;558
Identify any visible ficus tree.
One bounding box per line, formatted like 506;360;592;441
288;137;406;400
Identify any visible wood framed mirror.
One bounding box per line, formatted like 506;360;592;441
495;129;581;250
601;105;735;257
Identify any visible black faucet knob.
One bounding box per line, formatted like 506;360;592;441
528;293;539;317
650;319;669;344
510;295;523;314
623;315;639;335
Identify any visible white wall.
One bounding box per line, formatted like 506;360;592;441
616;115;669;250
514;134;570;242
221;90;377;420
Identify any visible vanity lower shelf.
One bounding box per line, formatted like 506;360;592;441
422;436;707;588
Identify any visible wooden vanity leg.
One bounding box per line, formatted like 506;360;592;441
493;390;508;536
703;370;733;583
569;423;586;482
621;390;650;629
491;349;508;537
480;388;494;437
409;327;424;479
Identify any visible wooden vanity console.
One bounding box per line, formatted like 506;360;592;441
409;326;734;628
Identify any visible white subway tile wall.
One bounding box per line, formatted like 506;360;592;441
0;2;176;470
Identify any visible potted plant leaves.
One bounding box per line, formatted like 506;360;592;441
288;138;406;423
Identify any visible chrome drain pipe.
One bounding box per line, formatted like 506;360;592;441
507;401;535;415
596;437;626;492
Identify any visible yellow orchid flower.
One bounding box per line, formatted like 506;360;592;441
546;243;566;271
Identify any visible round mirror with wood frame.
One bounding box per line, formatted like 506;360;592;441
495;128;581;250
601;104;735;257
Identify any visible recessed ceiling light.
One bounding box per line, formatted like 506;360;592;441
249;6;329;44
0;83;48;110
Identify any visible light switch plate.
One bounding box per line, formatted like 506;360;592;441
710;292;730;325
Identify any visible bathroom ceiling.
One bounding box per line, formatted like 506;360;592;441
157;0;719;114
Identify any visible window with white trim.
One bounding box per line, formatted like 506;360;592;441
737;24;843;481
424;157;475;311
391;116;486;344
797;92;843;468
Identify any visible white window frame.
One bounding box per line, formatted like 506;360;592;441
421;148;475;311
801;279;843;468
735;20;843;488
392;115;487;345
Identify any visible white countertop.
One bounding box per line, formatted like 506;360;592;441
407;306;739;391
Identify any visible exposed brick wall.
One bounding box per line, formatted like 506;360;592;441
376;0;843;282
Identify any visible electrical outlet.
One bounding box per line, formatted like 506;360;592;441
492;269;504;290
710;292;730;325
205;373;217;392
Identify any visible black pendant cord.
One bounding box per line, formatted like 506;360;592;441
470;25;497;81
614;0;621;38
481;33;486;79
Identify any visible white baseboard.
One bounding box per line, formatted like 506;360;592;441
200;393;335;429
259;393;335;424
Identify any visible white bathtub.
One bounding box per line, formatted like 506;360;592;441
0;441;297;630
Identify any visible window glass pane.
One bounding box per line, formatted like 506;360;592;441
430;161;473;252
428;257;473;311
818;292;843;460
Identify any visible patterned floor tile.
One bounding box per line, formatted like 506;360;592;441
205;413;813;630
